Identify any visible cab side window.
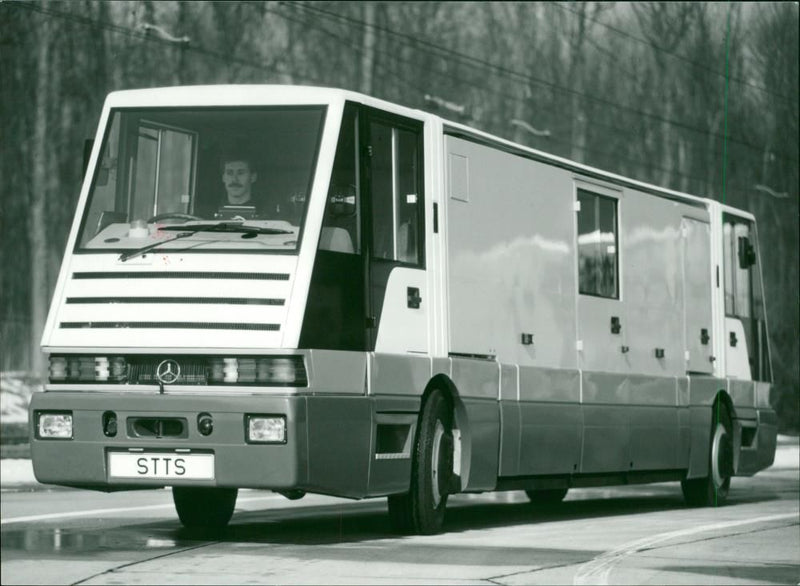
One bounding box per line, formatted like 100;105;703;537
319;106;360;254
369;121;423;266
723;214;771;382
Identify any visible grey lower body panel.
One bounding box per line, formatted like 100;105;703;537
736;407;778;476
30;391;418;498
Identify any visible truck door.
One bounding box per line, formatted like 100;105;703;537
722;214;771;382
575;185;631;474
362;110;427;353
576;186;627;373
300;105;427;354
682;217;714;374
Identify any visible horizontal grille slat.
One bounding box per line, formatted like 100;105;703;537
72;271;289;280
66;297;284;306
59;322;280;331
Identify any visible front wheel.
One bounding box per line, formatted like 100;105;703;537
681;402;733;507
388;389;454;535
172;486;238;530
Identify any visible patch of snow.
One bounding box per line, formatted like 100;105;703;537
1;391;30;424
0;371;42;424
0;458;38;488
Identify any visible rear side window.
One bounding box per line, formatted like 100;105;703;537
577;189;619;299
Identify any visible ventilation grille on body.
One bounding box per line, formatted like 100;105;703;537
60;271;288;331
60;321;279;331
66;297;284;305
72;271;289;280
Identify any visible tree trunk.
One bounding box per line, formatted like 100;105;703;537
661;94;673;188
360;3;376;95
30;0;51;376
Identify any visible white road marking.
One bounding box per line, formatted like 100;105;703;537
573;511;799;585
0;494;282;526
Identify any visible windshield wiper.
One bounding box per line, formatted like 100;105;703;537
118;222;293;262
159;222;293;235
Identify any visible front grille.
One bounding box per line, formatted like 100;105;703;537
128;417;188;438
129;357;209;385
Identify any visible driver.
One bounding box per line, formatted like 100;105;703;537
222;155;257;206
214;152;274;220
216;151;293;221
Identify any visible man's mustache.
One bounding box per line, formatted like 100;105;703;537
227;183;243;188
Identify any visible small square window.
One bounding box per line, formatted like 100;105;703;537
577;189;619;299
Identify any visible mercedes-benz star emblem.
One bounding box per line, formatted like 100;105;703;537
156;359;181;385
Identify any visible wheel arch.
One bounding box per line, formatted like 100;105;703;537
713;390;736;422
712;390;740;475
420;373;471;491
687;389;737;479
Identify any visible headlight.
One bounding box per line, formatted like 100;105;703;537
208;356;307;386
109;357;128;382
261;358;302;384
48;355;127;383
95;357;109;381
49;356;67;381
37;412;73;439
246;415;286;443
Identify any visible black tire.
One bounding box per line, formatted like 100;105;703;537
388;389;454;535
387;492;413;534
525;488;568;505
681;402;733;507
172;486;238;530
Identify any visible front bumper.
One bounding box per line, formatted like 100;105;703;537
29;390;412;498
736;407;778;476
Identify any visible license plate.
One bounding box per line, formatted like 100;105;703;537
108;452;214;480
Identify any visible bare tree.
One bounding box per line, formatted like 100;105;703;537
28;0;56;375
748;2;799;430
632;2;701;189
360;3;376;95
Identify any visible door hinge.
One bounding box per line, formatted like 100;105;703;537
366;316;377;329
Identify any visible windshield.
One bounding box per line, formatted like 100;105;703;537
76;106;326;253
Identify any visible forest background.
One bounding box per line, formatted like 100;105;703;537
1;1;797;431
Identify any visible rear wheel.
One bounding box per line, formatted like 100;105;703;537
525;488;568;505
172;486;238;530
388;389;454;535
681;402;733;507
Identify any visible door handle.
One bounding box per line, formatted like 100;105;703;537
730;331;738;347
610;316;622;334
407;287;421;309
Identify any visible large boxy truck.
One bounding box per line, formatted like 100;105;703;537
31;85;777;534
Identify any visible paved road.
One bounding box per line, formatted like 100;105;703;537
2;459;798;585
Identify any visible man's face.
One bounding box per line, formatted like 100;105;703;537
222;160;257;204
